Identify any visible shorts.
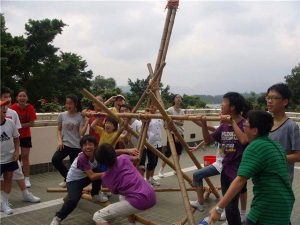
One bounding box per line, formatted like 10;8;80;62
0;161;19;175
93;195;142;223
164;133;184;158
0;161;24;181
20;137;32;148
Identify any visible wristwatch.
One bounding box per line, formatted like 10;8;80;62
215;205;224;214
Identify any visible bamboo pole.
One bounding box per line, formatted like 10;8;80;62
180;208;196;225
147;90;220;200
82;89;193;185
81;194;160;225
82;112;230;122
148;91;195;225
135;122;149;169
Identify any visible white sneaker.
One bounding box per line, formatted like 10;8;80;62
25;177;31;188
148;177;160;186
1;202;13;215
59;181;67;188
173;171;177;175
189;200;205;212
50;216;61;225
221;221;228;225
158;170;164;178
220;210;226;221
241;213;247;224
92;192;108;202
22;193;40;203
103;192;112;197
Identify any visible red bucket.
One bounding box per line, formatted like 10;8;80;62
203;156;216;167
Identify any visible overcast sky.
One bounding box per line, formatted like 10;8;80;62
2;0;299;95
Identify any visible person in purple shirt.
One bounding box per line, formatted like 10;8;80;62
93;143;156;225
197;92;249;225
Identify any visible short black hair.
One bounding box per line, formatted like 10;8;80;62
119;104;132;112
95;143;116;166
267;83;291;108
223;92;246;115
1;87;11;97
80;134;98;147
105;117;118;132
246;110;273;136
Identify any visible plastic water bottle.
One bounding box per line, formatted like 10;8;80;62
194;142;198;147
198;216;212;225
202;144;208;151
214;141;218;148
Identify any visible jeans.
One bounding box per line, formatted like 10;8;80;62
221;170;242;225
193;165;220;186
52;145;81;180
56;168;102;220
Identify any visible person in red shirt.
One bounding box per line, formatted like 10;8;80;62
10;89;37;188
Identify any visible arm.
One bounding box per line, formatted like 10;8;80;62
115;148;139;156
79;116;90;136
193;120;216;132
21;120;34;128
189;140;207;152
84;169;104;181
231;120;248;145
197;115;215;143
13;137;20;161
57;122;64;151
209;176;248;224
132;156;140;166
91;117;101;131
174;120;184;127
104;96;116;106
286;151;300;163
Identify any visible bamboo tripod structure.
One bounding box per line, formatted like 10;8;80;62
48;1;221;224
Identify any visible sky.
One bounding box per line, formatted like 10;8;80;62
2;0;299;95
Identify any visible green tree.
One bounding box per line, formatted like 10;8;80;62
181;94;206;109
285;63;300;110
91;75;116;92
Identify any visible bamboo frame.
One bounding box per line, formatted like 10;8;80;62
82;111;230;122
147;90;220;200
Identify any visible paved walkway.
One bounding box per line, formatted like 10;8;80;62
1;147;299;225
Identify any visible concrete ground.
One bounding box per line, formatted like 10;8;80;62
1;146;299;225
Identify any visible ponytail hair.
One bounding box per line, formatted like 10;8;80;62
242;100;253;118
66;94;82;112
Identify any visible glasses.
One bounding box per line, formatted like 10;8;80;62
243;124;250;128
265;96;284;102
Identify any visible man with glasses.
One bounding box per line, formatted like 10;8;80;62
266;83;300;184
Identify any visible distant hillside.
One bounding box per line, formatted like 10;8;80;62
194;92;266;104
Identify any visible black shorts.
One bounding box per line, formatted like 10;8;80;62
0;161;19;175
20;137;32;148
165;133;184;158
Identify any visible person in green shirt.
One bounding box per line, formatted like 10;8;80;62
209;110;295;225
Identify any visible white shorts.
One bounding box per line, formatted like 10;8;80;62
0;161;24;181
93;195;142;223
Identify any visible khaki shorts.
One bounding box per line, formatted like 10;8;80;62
93;195;142;223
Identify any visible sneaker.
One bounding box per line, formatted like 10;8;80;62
25;177;31;188
189;200;205;212
241;213;247;224
103;192;112;197
158;170;164;178
50;216;61;225
221;221;228;225
59;181;67;188
22;193;40;203
220;210;226;221
173;171;177;175
151;178;160;186
92;192;108;202
1;202;13;215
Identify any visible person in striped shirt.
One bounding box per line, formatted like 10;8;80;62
209;110;295;225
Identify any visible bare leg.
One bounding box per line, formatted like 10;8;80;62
3;171;14;194
161;160;166;169
138;169;145;177
21;147;30;177
196;186;205;205
127;214;135;223
16;179;27;191
146;169;154;180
